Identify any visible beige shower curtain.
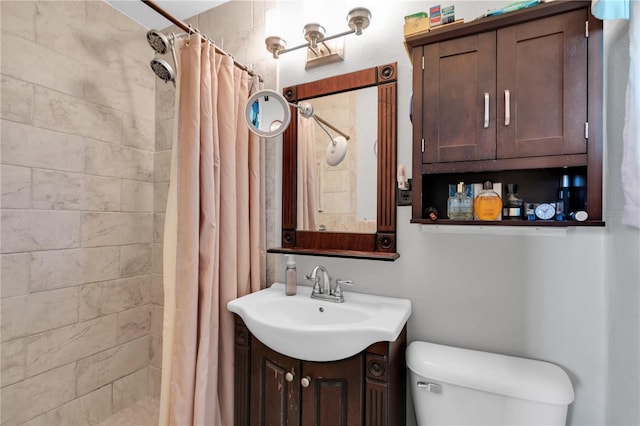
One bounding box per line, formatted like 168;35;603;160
297;115;319;231
159;36;265;426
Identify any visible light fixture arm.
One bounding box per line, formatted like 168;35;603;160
275;29;356;57
321;29;357;43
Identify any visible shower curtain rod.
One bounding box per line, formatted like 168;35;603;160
141;0;263;82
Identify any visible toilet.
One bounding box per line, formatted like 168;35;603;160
407;341;575;425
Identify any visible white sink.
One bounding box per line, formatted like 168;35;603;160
227;283;411;362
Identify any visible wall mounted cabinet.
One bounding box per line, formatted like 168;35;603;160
406;0;604;226
233;316;406;426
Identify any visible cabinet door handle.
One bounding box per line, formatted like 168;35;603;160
504;89;511;126
300;376;311;387
483;93;489;128
285;372;294;382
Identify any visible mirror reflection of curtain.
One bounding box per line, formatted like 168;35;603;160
297;115;319;231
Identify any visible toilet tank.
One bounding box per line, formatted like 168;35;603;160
407;341;575;426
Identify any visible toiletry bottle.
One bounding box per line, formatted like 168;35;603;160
447;182;473;220
425;206;439;221
557;172;571;217
570;174;586;213
474;180;502;221
502;183;524;220
555;201;565;221
285;255;297;296
525;203;536;221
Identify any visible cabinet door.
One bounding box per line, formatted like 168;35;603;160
301;356;363;426
497;9;587;158
422;32;496;163
250;337;300;426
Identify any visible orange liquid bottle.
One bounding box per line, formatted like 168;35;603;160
474;181;502;221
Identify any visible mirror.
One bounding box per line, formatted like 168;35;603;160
245;89;291;138
297;87;378;233
271;63;398;260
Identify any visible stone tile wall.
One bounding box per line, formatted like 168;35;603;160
1;1;154;424
1;1;278;422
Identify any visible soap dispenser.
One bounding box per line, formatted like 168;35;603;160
285;255;297;296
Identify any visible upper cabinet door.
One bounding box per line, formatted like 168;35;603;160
422;32;497;163
496;9;587;158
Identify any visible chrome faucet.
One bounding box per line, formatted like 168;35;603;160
305;265;331;295
304;265;353;303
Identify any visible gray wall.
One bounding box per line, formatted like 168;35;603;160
272;1;638;425
1;1;154;424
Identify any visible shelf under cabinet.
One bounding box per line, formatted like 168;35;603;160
415;166;605;224
413;219;605;237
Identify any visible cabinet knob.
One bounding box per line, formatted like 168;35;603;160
300;376;312;387
285;372;294;382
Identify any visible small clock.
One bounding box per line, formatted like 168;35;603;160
534;203;556;220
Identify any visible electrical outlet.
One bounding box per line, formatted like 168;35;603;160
397;189;412;206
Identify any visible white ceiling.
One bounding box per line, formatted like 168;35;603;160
105;0;229;30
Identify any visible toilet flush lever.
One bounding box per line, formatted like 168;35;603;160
417;381;443;394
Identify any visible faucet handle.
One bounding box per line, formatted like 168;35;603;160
304;273;322;294
333;279;354;298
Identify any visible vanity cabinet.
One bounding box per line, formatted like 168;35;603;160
233;316;406;426
406;0;604;225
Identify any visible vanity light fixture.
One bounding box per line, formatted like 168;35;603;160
265;7;371;69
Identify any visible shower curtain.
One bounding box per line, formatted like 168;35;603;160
297;115;319;231
159;36;265;426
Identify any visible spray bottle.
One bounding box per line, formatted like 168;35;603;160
285;255;297;296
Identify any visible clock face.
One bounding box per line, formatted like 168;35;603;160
534;203;555;220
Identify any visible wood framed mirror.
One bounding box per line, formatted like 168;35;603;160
268;63;399;261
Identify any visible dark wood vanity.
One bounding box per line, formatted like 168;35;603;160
233;316;406;426
406;0;604;227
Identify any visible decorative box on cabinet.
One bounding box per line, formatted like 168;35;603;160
233;315;406;426
406;0;604;226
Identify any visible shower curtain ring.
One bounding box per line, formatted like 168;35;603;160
186;25;195;47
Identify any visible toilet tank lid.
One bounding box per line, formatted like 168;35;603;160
406;341;575;405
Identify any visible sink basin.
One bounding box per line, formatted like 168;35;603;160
227;283;411;362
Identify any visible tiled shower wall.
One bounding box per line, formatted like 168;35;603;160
1;1;155;424
1;0;278;422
